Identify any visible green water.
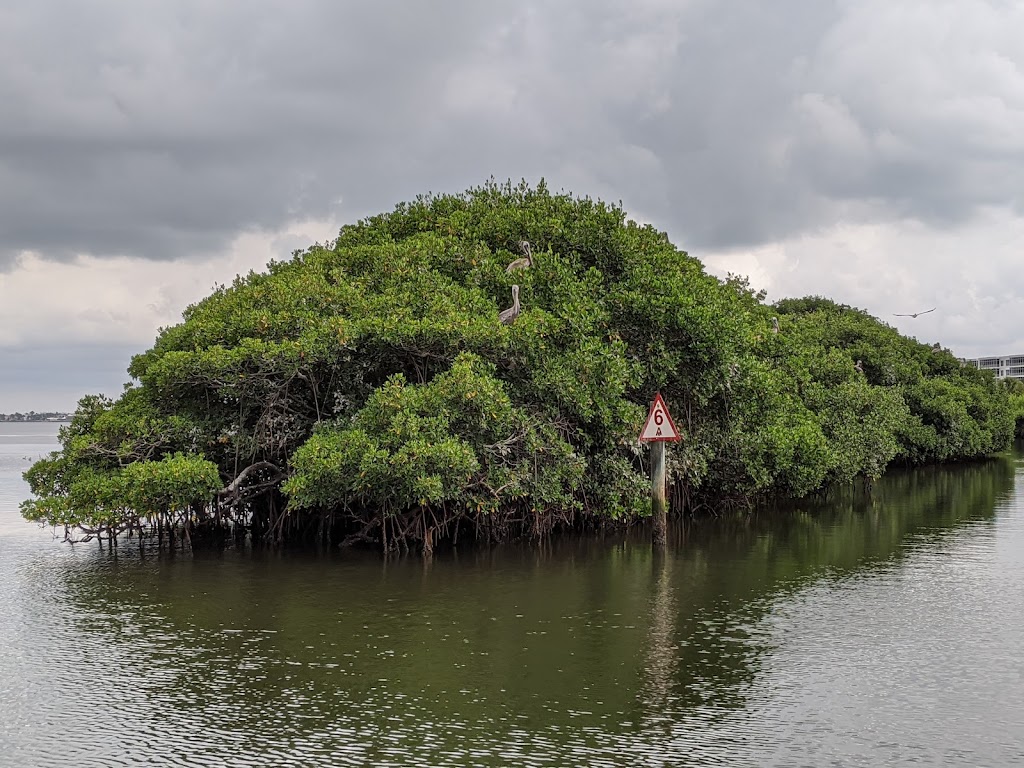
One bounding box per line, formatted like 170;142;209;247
3;422;1024;766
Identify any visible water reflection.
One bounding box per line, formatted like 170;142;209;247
3;445;1022;766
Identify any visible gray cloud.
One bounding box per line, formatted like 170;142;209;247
0;1;513;264
3;0;1024;406
1;1;1023;263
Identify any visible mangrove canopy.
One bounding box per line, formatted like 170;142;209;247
22;180;1017;551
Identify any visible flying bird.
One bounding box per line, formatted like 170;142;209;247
498;285;521;325
894;308;936;318
505;241;534;273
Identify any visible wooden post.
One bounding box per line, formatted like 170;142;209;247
651;440;667;548
640;392;679;550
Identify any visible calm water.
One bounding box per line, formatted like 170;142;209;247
3;422;1024;766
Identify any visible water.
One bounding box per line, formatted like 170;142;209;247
3;421;1024;766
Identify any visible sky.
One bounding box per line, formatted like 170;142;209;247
2;0;1023;411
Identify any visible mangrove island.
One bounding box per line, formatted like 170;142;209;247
21;181;1024;552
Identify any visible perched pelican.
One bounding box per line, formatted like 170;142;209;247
498;285;521;325
853;359;864;373
771;317;780;334
894;308;935;318
505;241;533;273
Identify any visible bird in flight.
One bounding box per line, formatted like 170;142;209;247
894;308;936;318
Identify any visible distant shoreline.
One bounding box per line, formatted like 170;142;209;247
0;417;71;423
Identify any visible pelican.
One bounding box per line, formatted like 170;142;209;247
505;241;533;273
894;308;935;318
853;359;864;373
771;317;780;334
498;285;521;325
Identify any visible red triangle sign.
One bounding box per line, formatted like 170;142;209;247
639;393;681;442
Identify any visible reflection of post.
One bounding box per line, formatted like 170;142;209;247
640;552;676;713
652;441;667;549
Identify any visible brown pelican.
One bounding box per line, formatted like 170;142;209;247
894;308;935;318
498;285;521;325
505;241;533;273
771;317;779;334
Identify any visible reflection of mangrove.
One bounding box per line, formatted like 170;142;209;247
632;450;1017;713
675;453;1013;583
50;452;1018;736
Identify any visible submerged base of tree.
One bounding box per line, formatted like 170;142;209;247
55;496;644;556
21;181;1021;551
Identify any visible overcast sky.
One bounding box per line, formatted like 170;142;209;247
2;0;1023;411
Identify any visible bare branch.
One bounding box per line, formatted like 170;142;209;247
218;461;286;497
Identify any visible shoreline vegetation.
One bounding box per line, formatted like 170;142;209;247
20;181;1024;554
1;413;71;422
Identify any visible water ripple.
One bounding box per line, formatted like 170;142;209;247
3;426;1024;766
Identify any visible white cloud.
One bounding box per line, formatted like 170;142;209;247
701;205;1024;358
0;217;340;349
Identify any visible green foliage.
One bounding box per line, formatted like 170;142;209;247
23;182;1016;549
21;393;220;535
285;353;587;517
774;296;1012;465
1000;378;1024;439
120;454;223;518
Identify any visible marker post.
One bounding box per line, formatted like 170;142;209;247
638;393;681;549
651;440;668;547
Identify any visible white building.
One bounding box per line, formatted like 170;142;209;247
965;355;1024;381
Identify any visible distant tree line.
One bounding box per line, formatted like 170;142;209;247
20;181;1022;552
1;412;71;422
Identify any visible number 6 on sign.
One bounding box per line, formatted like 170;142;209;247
639;393;680;442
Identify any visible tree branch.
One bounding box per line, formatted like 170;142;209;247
219;461;286;497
